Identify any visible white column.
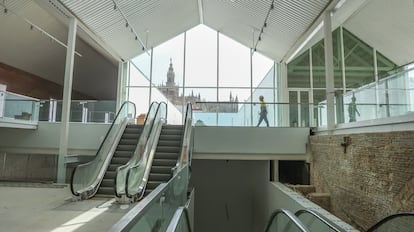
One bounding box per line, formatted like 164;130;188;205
116;61;126;111
324;12;335;133
278;62;289;127
57;17;77;183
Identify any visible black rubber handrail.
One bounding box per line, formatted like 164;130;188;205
295;209;346;232
70;101;136;196
366;212;414;232
265;209;310;232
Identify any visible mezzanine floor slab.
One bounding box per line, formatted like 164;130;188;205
0;182;135;232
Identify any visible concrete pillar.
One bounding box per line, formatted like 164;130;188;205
324;12;335;133
57;17;77;183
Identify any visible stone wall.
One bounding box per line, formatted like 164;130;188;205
310;131;414;231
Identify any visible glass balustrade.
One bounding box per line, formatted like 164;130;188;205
0;91;40;123
318;67;414;126
193;101;317;128
38;99;116;123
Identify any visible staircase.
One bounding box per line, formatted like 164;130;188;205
145;125;184;196
96;124;142;196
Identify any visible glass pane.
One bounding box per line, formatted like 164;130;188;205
333;28;343;88
312;40;325;88
152;34;184;88
128;87;150;116
288;50;310;88
131;49;152;80
343;28;375;88
377;50;397;80
218;88;250;102
185;25;217;87
129;62;150;87
252;52;274;88
219;33;250;87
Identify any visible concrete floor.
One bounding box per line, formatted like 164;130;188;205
0;182;135;232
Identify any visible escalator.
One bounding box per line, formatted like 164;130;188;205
71;101;159;200
97;124;142;196
145;124;184;196
265;208;348;232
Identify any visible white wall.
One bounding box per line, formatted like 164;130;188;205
0;122;110;155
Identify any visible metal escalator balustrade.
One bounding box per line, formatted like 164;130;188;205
265;209;310;232
97;124;142;196
115;102;160;199
145;124;184;196
295;209;346;232
125;102;168;200
70;101;136;199
166;207;192;232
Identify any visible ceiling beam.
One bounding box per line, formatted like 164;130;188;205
197;0;204;24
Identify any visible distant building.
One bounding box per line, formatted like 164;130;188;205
158;59;239;112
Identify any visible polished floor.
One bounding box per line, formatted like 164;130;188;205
0;182;134;232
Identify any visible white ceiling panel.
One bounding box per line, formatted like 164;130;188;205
61;0;200;60
202;0;331;62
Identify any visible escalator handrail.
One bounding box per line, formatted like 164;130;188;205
265;209;311;232
125;102;168;199
366;212;414;232
174;103;193;173
70;101;136;196
295;209;347;232
166;206;193;232
114;101;159;197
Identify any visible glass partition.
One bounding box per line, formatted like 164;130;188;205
193;101;316;127
318;67;414;125
1;91;40;123
38;100;116;123
110;165;189;232
71;101;136;199
166;207;192;232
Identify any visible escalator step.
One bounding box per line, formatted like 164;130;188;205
149;173;171;182
159;134;182;141
152;159;177;167
121;133;140;140
113;151;133;158
151;166;173;174
156;146;180;153
154;152;179;160
157;140;181;147
118;138;140;145
111;157;130;165
101;179;114;187
103;171;116;179
116;144;136;151
108;164;121;171
97;187;114;195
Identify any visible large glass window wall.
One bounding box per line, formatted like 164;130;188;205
287;26;398;127
128;24;276;126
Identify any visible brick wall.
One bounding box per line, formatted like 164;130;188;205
0;62;92;99
310;131;414;231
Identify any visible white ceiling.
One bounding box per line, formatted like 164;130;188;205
0;0;413;99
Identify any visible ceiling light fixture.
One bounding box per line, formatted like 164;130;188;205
111;0;149;54
253;0;275;54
